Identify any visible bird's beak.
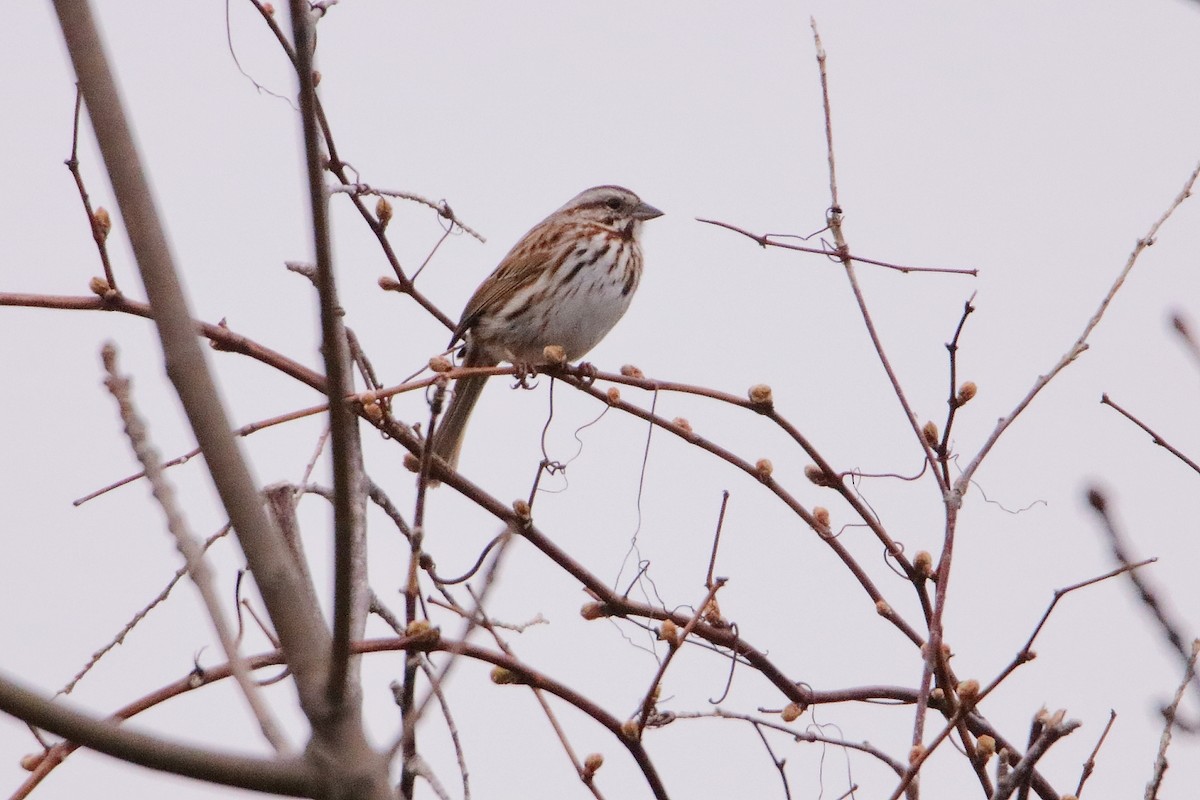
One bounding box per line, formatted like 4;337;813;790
633;201;664;221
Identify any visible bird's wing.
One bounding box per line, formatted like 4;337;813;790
449;230;555;347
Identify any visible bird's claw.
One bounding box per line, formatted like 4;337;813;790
575;361;599;386
511;362;538;389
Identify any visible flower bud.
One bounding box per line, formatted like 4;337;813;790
19;753;44;771
543;344;566;365
914;550;934;579
405;619;440;645
375;197;393;229
909;745;925;764
804;464;831;487
781;703;802;722
620;364;644;379
702;597;724;626
620;719;641;740
429;356;452;373
89;276;111;297
93;207;112;241
262;2;275;14
403;453;421;473
957;679;981;706
490;666;520;685
512;499;531;522
311;70;322;87
875;600;892;617
922;421;939;448
580;602;607;620
755;458;773;480
813;506;830;527
976;734;995;759
378;276;403;291
673;417;693;435
583;753;604;778
606;387;621;405
659;619;680;646
956;381;977;405
748;383;773;407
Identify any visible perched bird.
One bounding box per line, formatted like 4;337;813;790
430;185;663;474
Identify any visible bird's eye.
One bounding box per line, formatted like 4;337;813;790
605;197;623;210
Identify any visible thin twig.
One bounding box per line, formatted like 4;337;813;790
467;588;606;800
991;710;1080;800
750;722;793;800
329;184;486;242
65;84;119;292
808;19;947;494
1170;312;1200;371
636;580;727;735
675;709;907;777
101;343;290;753
1146;640;1200;800
957;159;1200;493
74;400;329;506
697;218;977;276
1075;709;1116;798
1100;393;1200;475
706;491;731;589
57;525;232;696
938;296;978;486
417;657;472;800
977;559;1157;705
397;378;448;797
246;2;461;330
1088;488;1196;682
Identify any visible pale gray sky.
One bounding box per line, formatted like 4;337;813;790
2;2;1199;799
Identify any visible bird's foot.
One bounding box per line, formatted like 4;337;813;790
511;362;539;389
574;361;599;386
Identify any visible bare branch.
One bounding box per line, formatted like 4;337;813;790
1146;640;1200;800
1088;488;1196;677
1101;393;1200;475
286;0;365;711
1076;710;1116;798
697;218;977;276
330;183;486;242
101;343;290;752
1170;312;1200;371
990;710;1080;800
0;671;316;797
957;159;1200;492
52;0;337;731
64;84;118;292
58;525;231;696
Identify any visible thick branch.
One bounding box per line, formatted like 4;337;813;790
0;670;315;797
52;0;336;725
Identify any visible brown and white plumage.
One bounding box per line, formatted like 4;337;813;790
430;185;663;473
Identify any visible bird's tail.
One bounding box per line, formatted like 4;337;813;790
429;348;494;480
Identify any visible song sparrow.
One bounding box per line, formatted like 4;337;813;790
430;185;663;473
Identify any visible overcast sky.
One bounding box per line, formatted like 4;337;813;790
2;2;1200;799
